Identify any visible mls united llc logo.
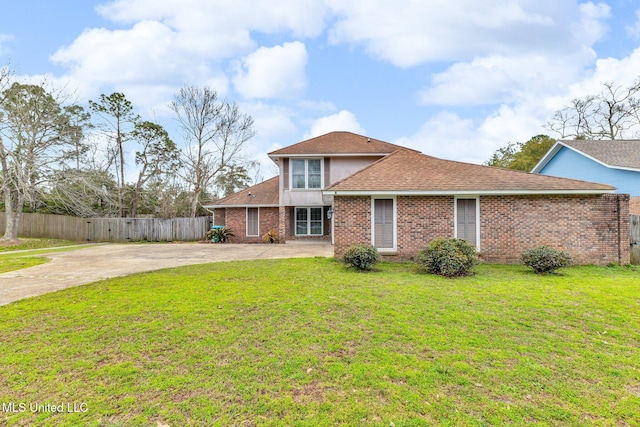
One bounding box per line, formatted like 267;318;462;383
1;402;88;413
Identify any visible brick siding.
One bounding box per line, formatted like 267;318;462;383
333;196;371;258
333;194;630;265
224;207;279;243
479;194;629;265
630;196;640;215
396;196;454;256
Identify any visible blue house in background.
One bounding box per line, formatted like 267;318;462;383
532;139;640;214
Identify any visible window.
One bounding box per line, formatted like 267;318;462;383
373;198;395;250
291;159;322;189
456;198;478;247
247;208;259;236
295;207;323;235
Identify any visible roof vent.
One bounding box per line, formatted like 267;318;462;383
367;138;371;143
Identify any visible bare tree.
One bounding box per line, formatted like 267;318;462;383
546;79;640;140
45;169;119;217
170;86;256;216
0;80;78;243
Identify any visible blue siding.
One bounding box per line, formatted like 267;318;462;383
539;147;640;195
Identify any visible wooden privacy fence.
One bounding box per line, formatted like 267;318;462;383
0;213;211;243
631;215;640;265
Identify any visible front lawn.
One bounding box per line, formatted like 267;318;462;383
0;239;98;273
0;259;638;426
0;256;48;274
0;238;81;252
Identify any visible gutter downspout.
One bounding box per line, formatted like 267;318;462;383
203;206;216;229
618;195;622;265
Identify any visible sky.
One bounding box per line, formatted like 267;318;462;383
2;0;640;180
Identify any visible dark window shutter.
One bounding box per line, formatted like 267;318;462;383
283;158;289;190
456;199;477;245
324;157;330;187
288;207;295;237
374;199;394;249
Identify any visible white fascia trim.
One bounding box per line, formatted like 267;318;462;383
269;153;391;161
203;204;279;209
531;141;563;173
323;189;615;196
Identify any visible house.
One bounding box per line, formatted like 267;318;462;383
205;132;630;265
532;140;640;215
207;132;411;243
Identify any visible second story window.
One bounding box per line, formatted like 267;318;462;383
291;159;321;189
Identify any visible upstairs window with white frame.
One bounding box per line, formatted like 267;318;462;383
291;159;322;189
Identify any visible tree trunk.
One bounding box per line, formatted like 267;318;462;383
190;188;201;218
117;133;126;218
1;193;22;244
0;137;20;244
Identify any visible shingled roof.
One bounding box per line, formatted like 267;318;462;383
325;149;615;194
532;140;640;172
268;131;413;157
206;176;279;207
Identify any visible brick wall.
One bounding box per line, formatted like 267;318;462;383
479;194;629;265
630;196;640;215
333;196;371;258
224;207;279;243
333;194;630;265
396;196;454;256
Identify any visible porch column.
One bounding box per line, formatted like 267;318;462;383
278;206;287;244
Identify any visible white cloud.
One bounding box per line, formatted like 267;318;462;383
396;112;477;162
46;0;326;112
397;106;545;165
326;0;610;67
98;0;327;40
626;10;640;39
304;110;365;139
546;46;640;111
242;102;297;142
0;34;14;56
49;20;231;111
232;42;308;99
420;53;588;106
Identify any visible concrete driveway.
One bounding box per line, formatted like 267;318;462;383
0;242;334;306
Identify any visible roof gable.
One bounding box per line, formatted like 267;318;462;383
268;131;414;157
533;140;640;173
326;149;615;194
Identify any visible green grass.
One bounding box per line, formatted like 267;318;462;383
0;259;639;426
0;238;82;252
0;238;98;273
0;256;48;273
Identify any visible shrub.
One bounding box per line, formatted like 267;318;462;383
416;238;478;277
207;227;235;243
343;244;381;271
520;246;573;274
262;229;279;244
